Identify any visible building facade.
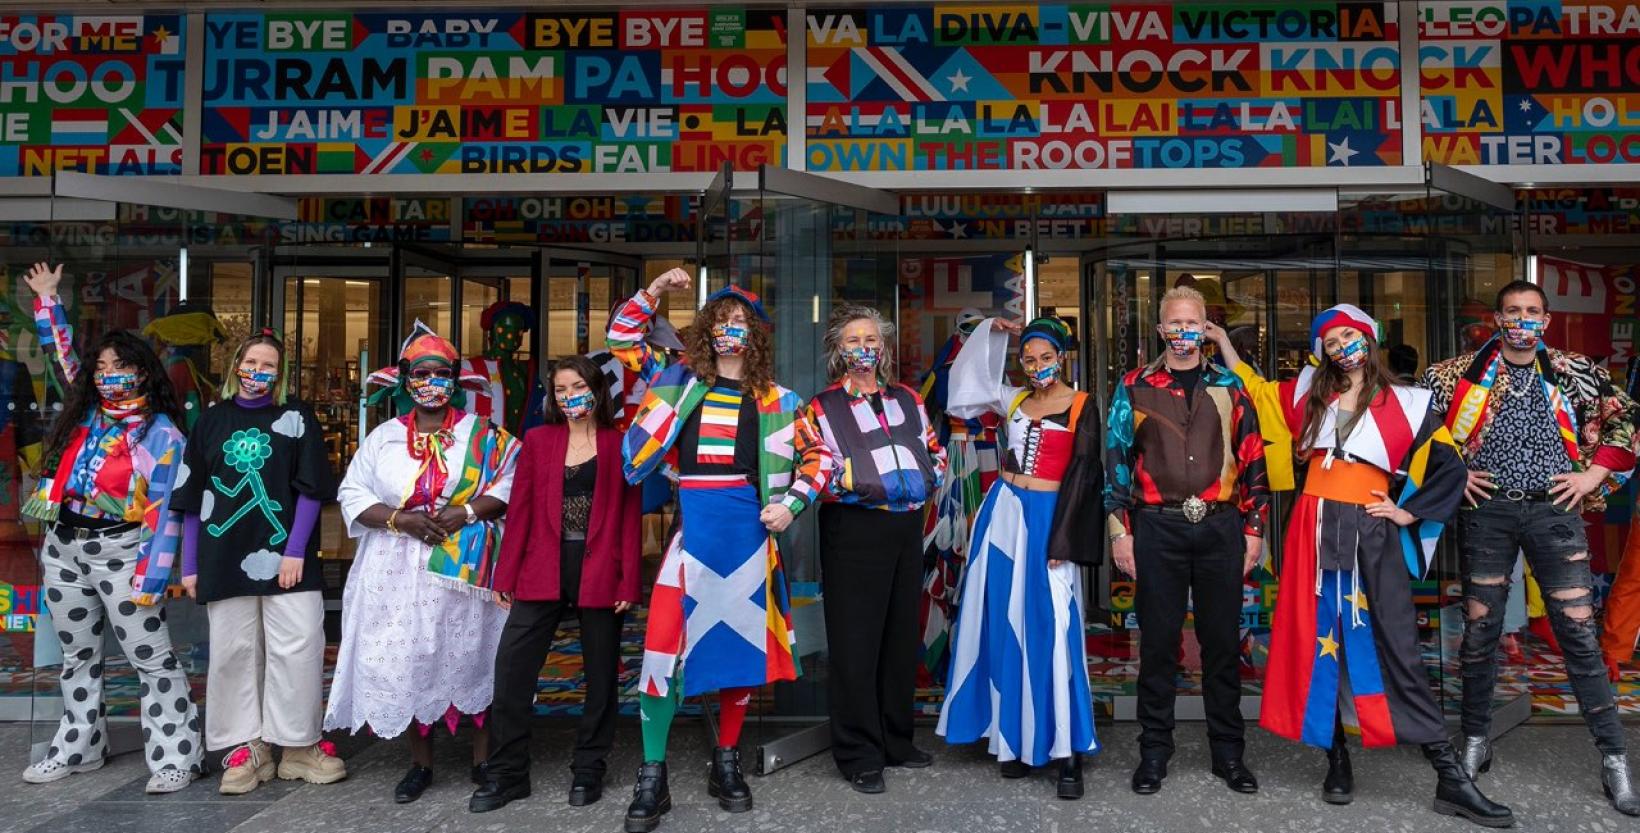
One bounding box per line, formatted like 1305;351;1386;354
2;0;1639;753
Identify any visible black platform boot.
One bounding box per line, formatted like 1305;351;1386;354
1322;743;1353;805
707;747;753;813
1423;742;1514;828
1056;755;1084;800
624;762;671;833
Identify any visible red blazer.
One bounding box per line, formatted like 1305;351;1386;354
492;423;642;607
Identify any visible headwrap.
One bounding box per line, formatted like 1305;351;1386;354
367;320;483;414
1309;304;1381;360
706;284;770;323
1021;316;1072;352
479;301;534;331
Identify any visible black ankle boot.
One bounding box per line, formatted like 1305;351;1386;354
707;747;752;813
1423;742;1514;828
1056;755;1084;800
1323;743;1353;805
624;762;671;833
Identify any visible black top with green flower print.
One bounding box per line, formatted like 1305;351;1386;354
170;398;336;603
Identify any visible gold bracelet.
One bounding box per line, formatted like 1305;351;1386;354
387;509;399;535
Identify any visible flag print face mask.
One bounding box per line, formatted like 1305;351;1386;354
1164;327;1202;358
407;375;455;408
711;322;749;356
1327;336;1369;372
1500;317;1546;351
558;390;595;420
237;368;277;396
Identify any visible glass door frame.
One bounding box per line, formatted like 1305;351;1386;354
1088;189;1342;726
28;174;298;761
1420;163;1529;739
538;246;643;360
734;165;899;776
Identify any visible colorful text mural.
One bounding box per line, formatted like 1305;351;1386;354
0;15;186;176
1522;187;1640;235
463;195;708;243
806;3;1405;171
201;10;787;175
1421;0;1640;165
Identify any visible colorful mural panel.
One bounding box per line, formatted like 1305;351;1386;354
805;3;1405;171
0;15;186;176
201;10;787;175
1420;0;1640;165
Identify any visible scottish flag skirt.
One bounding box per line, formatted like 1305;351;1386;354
639;479;799;699
937;480;1098;766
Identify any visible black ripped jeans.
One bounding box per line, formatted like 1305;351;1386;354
1458;497;1626;754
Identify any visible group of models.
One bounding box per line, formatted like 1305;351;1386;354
14;260;1638;827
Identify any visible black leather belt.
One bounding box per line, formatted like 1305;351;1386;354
54;521;140;541
1495;489;1550;502
1136;499;1236;523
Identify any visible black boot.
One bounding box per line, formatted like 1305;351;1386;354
1322;743;1353;805
1423;742;1514;828
707;747;752;813
1056;755;1084;800
624;762;671;833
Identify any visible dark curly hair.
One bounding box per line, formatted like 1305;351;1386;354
41;330;186;470
542;354;617;428
680;296;774;397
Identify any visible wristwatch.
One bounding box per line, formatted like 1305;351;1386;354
463;503;478;525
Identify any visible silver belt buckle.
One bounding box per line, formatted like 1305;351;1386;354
1504;489;1526;502
1182;496;1208;524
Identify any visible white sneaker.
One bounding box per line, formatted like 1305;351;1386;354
22;756;104;784
144;766;196;794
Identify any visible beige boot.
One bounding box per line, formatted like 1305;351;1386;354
277;741;347;784
219;740;274;795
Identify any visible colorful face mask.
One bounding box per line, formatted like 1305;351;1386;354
95;372;140;403
558;391;595;420
1500;317;1546;350
1164;327;1202;357
237;367;277;396
407;374;455;408
1327;336;1370;371
711;322;749;356
842;345;880;374
1028;362;1060;389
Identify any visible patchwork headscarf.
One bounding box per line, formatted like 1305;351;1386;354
1309;304;1381;361
367;320;483;414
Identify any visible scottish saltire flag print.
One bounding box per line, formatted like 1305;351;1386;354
609;291;825;699
938;482;1097;766
639;484;798;698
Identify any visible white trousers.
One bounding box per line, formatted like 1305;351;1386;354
204;591;326;751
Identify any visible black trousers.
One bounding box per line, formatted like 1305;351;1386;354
1132;507;1246;763
487;555;627;784
819;504;923;778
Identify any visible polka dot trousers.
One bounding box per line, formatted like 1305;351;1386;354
41;525;203;774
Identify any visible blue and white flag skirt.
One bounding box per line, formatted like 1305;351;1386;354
937;480;1098;766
